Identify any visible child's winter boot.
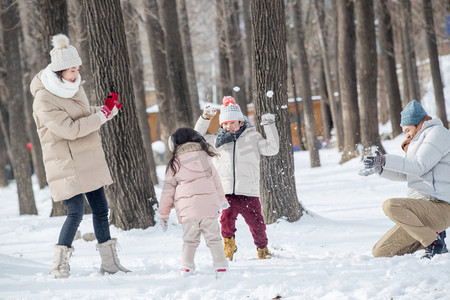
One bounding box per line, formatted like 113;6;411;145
223;236;237;260
96;238;131;274
439;231;448;253
180;267;194;277
50;245;74;278
257;247;272;259
215;267;227;279
421;234;445;259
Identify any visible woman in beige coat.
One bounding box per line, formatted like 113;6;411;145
30;34;129;278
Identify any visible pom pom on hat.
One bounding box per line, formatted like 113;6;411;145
400;100;428;126
49;34;82;72
219;96;244;125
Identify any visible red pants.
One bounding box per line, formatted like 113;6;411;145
220;194;268;249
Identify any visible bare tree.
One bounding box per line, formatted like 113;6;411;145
1;0;37;215
252;0;303;224
377;0;403;137
355;0;384;154
0;127;7;187
122;0;158;185
215;0;233;98
288;54;305;151
178;0;201;121
318;59;331;141
291;0;320;167
158;0;193;127
313;0;344;151
143;0;177;150
242;0;253;105
336;0;359;163
82;0;157;229
422;0;448;128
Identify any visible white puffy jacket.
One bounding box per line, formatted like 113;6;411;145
194;117;279;197
381;118;450;203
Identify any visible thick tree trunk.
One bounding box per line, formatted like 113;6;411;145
122;0;158;185
377;0;403;137
144;0;177;156
19;0;48;189
242;0;254;105
158;0;193;127
422;0;448;128
178;0;201;121
313;0;344;151
292;0;320;167
83;0;157;229
2;0;37;215
336;0;359;163
252;0;303;224
355;0;384;154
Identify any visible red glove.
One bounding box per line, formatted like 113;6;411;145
100;95;116;118
109;92;123;110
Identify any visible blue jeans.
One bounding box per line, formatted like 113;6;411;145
57;187;111;247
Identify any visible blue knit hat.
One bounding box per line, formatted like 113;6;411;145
400;100;428;126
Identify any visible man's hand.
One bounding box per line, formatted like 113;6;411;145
362;150;385;175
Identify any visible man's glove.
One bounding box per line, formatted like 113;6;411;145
361;150;385;176
260;113;275;126
160;218;168;232
220;201;230;211
202;105;216;120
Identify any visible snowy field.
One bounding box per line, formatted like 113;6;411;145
1;135;450;300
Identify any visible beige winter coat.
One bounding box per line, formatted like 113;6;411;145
30;70;113;201
159;142;227;223
194;117;279;197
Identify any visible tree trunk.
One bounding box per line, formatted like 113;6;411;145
158;0;193;127
37;0;70;217
242;0;254;105
19;0;48;189
0;128;7;187
223;0;247;115
422;0;448;128
318;59;331;141
1;0;37;215
291;0;320;167
377;0;403;137
215;0;233;98
400;0;420;102
82;0;157;229
313;0;344;151
252;0;303;224
288;54;304;151
336;0;359;163
122;0;158;185
178;0;201;122
144;0;177;157
355;0;384;154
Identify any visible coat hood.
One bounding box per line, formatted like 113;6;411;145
176;142;212;173
30;70;45;98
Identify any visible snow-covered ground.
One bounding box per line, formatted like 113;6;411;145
1;55;450;300
1;135;450;300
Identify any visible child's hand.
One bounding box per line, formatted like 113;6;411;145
160;218;168;232
260;113;275;126
202;105;217;120
220;202;230;211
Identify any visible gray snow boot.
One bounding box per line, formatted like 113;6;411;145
50;245;74;278
96;238;131;274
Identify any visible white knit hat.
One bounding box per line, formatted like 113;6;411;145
49;34;82;71
219;96;244;125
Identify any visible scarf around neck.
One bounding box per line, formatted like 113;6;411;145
215;122;247;148
401;115;432;152
40;64;81;98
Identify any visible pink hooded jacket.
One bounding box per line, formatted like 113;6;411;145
159;142;227;223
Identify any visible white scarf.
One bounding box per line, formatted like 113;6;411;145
40;64;81;98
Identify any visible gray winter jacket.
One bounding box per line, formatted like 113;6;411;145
381;118;450;203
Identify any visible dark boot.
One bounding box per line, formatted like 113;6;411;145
422;234;445;259
439;231;448;254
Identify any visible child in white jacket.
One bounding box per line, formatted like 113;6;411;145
159;127;229;277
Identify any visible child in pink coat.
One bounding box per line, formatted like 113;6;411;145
159;128;229;277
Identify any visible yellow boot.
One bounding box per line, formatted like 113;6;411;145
257;247;272;259
223;236;237;260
